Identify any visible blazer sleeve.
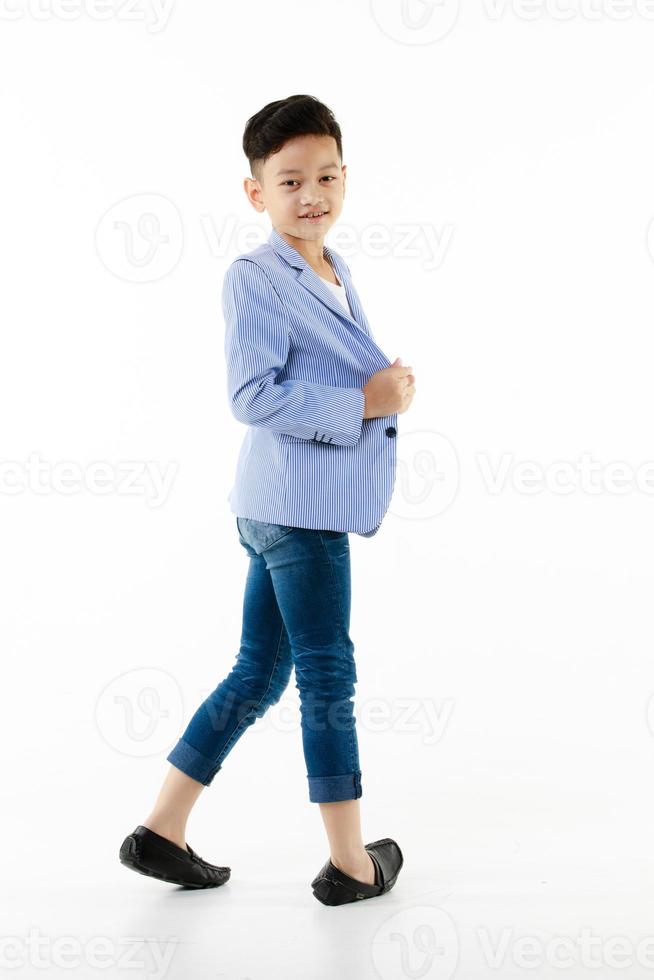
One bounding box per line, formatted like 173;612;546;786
223;258;365;446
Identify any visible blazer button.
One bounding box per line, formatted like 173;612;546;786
385;426;397;437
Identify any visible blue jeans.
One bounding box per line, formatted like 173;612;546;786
165;517;362;803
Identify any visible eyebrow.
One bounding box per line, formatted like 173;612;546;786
275;162;340;176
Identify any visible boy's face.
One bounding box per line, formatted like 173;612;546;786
244;134;346;244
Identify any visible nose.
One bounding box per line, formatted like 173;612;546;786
301;180;327;202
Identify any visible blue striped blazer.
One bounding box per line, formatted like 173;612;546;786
223;226;398;537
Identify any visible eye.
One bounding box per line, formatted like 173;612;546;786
282;175;337;187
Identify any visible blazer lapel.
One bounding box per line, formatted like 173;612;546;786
268;227;374;342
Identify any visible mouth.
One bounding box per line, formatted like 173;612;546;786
300;211;328;223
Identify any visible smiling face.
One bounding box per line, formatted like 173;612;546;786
244;133;346;249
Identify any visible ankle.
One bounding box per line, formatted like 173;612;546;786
330;847;368;870
331;852;376;884
142;815;187;846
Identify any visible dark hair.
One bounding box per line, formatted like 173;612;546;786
243;94;343;183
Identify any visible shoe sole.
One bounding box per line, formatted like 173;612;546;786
119;834;229;889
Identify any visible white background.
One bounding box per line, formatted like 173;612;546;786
2;1;654;977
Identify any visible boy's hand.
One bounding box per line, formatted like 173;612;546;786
362;356;416;419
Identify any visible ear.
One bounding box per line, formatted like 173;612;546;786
243;176;266;214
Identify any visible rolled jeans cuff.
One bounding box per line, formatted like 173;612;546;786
166;737;221;786
308;770;362;803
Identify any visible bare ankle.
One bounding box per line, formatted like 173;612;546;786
142;816;187;848
330;847;367;869
331;851;375;884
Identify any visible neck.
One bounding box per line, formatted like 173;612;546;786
276;230;328;270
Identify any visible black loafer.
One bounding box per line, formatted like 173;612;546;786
311;837;403;906
119;825;230;889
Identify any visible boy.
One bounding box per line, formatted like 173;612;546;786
119;95;416;905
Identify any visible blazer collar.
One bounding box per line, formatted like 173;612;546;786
267;226;373;340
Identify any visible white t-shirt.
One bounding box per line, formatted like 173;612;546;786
321;276;352;315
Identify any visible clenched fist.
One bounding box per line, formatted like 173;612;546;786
362;356;416;420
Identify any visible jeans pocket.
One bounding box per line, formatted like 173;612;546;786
237;517;294;554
